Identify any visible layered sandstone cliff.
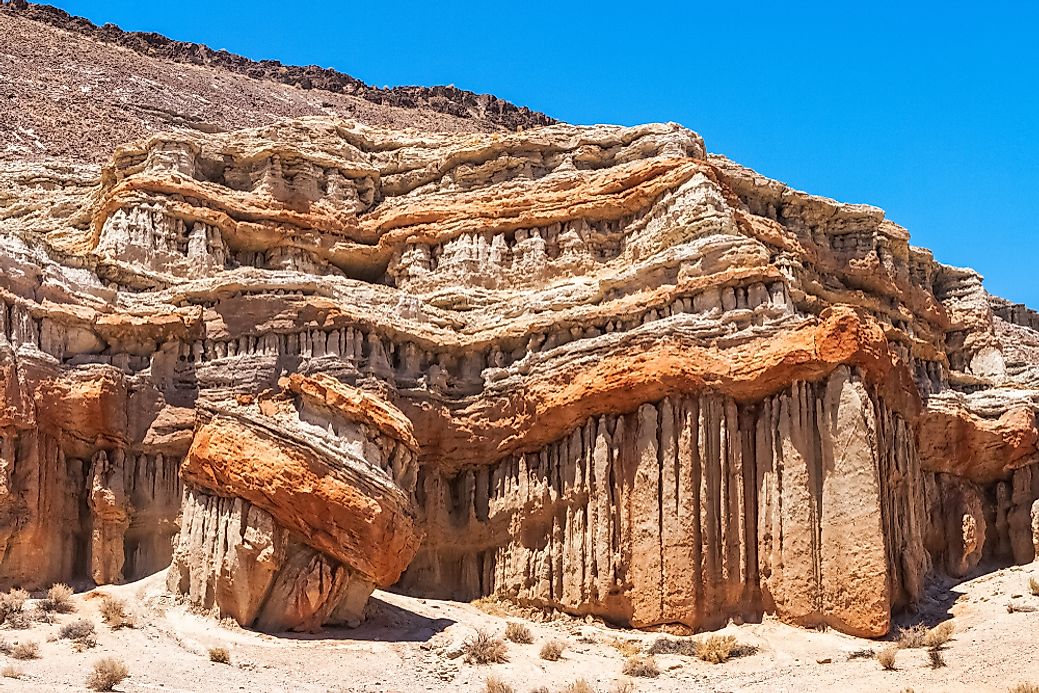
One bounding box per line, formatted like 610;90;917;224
0;112;1036;637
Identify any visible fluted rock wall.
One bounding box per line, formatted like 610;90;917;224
0;115;1037;636
403;367;924;636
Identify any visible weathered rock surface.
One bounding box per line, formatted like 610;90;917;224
0;91;1037;636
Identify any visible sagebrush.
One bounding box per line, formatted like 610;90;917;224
86;657;129;691
463;630;508;664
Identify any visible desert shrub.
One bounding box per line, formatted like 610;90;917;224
483;675;515;693
462;630;508;664
622;655;660;678
607;638;641;657
59;618;96;641
924;621;954;648
609;681;636;693
1029;577;1039;597
4;611;31;629
1010;685;1039;693
695;634;736;664
504;621;533;644
208;646;231;664
86;657;129;691
41;583;75;613
99;596;133;629
539;639;565;661
10;641;39;660
928;648;946;669
896;624;928;649
648;637;697;656
1;664;22;679
561;680;595;693
878;645;898;671
0;589;28;620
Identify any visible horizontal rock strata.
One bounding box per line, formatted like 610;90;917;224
0;114;1036;637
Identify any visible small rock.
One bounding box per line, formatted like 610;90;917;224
817;657;832;664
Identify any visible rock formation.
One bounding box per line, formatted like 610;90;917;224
0;6;1037;639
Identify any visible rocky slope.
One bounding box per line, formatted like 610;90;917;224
0;1;552;164
0;4;1037;640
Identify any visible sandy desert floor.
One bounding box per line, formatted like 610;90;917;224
1;562;1038;692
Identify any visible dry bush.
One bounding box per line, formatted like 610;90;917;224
463;630;508;664
622;655;660;678
1010;685;1039;693
923;621;954;648
607;638;642;657
99;596;133;629
0;589;28;620
928;648;946;669
648;637;697;656
86;657;129;691
1;664;22;679
10;640;39;660
504;621;533;644
4;611;32;629
847;648;875;660
561;680;595;693
483;675;515;693
696;634;737;664
208;646;231;664
1029;577;1039;597
896;624;928;649
609;681;636;693
41;583;75;613
878;645;898;671
59;618;96;641
539;639;566;661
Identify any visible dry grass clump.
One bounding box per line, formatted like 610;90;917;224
561;680;595;693
928;648;946;669
208;646;231;664
463;630;509;664
1;664;22;679
896;624;928;648
877;645;898;671
622;654;660;678
504;621;533;644
0;589;28;620
41;583;75;613
609;681;636;693
470;596;509;617
539;639;566;661
1009;685;1039;693
10;640;39;660
923;621;954;648
99;595;133;629
483;675;515;693
86;657;129;691
1029;576;1039;597
607;638;642;657
696;634;759;663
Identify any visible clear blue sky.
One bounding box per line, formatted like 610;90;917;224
52;1;1039;307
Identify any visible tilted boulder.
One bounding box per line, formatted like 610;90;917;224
167;375;421;631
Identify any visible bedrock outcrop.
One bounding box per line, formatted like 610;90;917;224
0;116;1036;637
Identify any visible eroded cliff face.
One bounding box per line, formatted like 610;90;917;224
0;116;1036;636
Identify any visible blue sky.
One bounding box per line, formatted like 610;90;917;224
52;1;1039;306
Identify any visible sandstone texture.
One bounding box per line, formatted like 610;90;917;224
0;5;1037;640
